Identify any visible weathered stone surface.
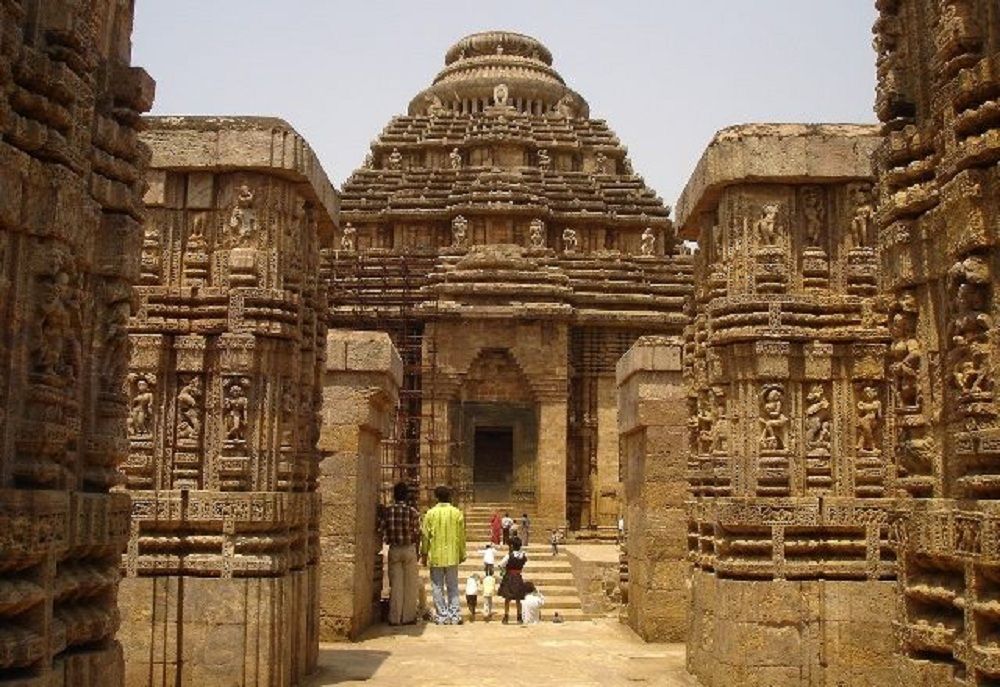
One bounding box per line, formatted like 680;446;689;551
0;2;152;684
120;117;336;686
318;331;401;640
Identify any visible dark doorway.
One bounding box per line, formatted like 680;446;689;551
474;427;513;501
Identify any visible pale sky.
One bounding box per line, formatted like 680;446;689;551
132;1;878;211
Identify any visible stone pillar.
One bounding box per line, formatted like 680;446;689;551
318;331;402;639
536;399;568;534
0;3;153;685
595;373;621;527
119;118;337;687
677;125;897;686
873;4;1000;685
616;337;687;641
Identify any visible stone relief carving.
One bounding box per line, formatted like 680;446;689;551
759;386;789;452
449;147;462;169
176;375;203;442
855;385;882;453
640;227;656;256
889;293;923;409
537;148;551;171
528;218;546;249
562;228;578;253
848;183;875;248
224;377;251;443
493;83;509;106
127;374;156;438
341;223;357;252
754;203;782;246
802;187;825;248
425;93;447;116
804;383;832;452
947;254;993;399
451;215;469;247
595;152;611;174
555;93;576;118
388;148;402;170
228;184;257;243
30;246;81;380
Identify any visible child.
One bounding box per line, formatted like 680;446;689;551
521;581;545;624
482;571;497;620
550;529;559;556
480;543;496;576
465;572;480;621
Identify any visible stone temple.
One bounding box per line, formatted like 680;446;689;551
332;31;692;534
3;3;1000;686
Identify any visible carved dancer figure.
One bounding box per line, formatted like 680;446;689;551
225;381;249;441
754;203;781;246
759;388;789;451
449;147;462;170
849;184;874;248
128;377;155;437
640;228;656;256
176;377;202;440
562;228;578;253
856;386;882;452
948;254;994;395
888;295;922;407
528;219;546;249
451;215;468;247
537;148;551;171
388;148;403;170
802;187;825;247
341;223;357;251
228;184;256;239
804;384;831;449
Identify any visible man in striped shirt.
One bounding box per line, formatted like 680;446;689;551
420;485;466;625
382;482;421;625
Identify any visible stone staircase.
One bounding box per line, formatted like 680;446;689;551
418;503;589;622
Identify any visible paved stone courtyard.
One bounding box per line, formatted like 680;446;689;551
307;617;697;686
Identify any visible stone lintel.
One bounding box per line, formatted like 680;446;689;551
141;115;340;231
675;123;881;237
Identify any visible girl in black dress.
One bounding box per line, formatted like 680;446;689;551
498;536;527;623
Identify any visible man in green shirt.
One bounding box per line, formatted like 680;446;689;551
421;485;466;625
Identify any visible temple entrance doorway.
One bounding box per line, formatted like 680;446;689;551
474;426;514;501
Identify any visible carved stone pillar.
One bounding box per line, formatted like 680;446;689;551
0;3;153;685
119;118;336;687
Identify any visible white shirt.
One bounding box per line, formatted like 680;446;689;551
521;591;545;624
481;547;495;565
465;576;479;596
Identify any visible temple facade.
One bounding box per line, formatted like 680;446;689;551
333;31;693;531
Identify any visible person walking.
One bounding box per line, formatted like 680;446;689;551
489;511;502;546
501;512;513;545
380;481;421;626
498;536;528;624
465;572;480;622
550;529;559;556
482;571;497;621
520;513;531;547
421;485;466;625
480;542;496;576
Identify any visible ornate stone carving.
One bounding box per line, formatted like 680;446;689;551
228;184;257;244
889;293;923;409
754;202;782;246
528;218;546;249
640;227;655;256
388;147;403;170
848;183;874;248
449;147;462;169
176;375;203;442
562;227;578;253
537;148;551;171
804;383;832;452
224;377;251;443
947;254;993;399
127;374;156;438
758;386;789;452
802;186;825;248
451;215;469;247
342;222;357;251
855;385;882;453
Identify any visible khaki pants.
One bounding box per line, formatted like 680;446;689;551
387;544;419;624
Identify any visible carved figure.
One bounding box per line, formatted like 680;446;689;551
528;219;546;249
595;152;610;174
493;83;509;106
947;254;993;396
889;294;922;408
31;251;80;378
754;203;782;245
228;184;256;240
802;187;825;247
804;384;832;450
449;147;462;170
849;184;874;248
388;148;403;170
856;386;882;452
176;376;203;441
225;380;249;442
341;223;357;251
562;228;578;253
711;224;724;260
554;93;576;118
695;401;715;454
759;387;789;451
128;376;155;437
537;148;551;171
640;228;656;256
425;94;447;116
451;215;468;247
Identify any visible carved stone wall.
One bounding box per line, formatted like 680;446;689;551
119;117;336;687
616;336;688;641
318;331;401;640
677;125;897;686
874;4;1000;685
0;2;153;685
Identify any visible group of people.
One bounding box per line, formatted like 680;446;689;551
379;484;552;626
